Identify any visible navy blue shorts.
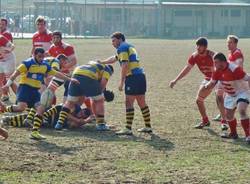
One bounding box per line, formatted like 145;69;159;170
17;84;41;108
125;74;147;95
68;75;102;97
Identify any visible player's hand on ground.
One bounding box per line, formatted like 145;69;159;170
169;80;177;88
70;78;80;85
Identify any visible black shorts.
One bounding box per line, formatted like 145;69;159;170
125;74;147;95
68;75;102;97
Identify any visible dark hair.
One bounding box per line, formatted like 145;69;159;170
213;52;227;62
196;37;208;47
111;32;125;41
35;16;46;24
52;31;62;39
57;54;68;60
0;18;8;25
34;47;45;55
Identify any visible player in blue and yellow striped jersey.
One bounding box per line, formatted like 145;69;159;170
54;61;114;131
100;32;151;135
1;47;79;139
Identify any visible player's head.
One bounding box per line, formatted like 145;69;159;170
35;16;47;33
213;52;227;70
227;35;238;51
0;18;8;31
111;32;125;48
34;47;45;63
196;37;208;54
52;31;62;44
57;54;68;62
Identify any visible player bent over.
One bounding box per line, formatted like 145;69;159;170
54;61;114;131
205;53;250;144
1;48;79;139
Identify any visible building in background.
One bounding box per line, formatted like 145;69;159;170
2;0;250;38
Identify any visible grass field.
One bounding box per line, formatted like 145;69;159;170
1;38;250;184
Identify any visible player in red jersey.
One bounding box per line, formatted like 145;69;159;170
169;37;215;128
0;18;13;42
213;35;244;129
0;18;17;101
205;53;250;144
47;31;77;102
31;16;52;55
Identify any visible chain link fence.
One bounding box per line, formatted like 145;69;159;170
1;0;250;39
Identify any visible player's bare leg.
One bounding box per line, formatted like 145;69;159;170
0;127;8;140
0;73;8;101
215;92;228;130
93;97;109;131
194;85;212;129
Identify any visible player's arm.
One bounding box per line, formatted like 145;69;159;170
2;68;21;92
235;58;243;68
99;56;117;64
52;70;80;85
119;62;128;91
0;41;15;53
169;64;192;88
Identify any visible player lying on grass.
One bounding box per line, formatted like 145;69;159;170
169;37;228;130
205;52;250;144
100;32;152;135
2;103;92;129
53;61;114;134
1;47;79;139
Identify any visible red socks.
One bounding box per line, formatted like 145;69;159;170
228;119;237;135
202;116;209;123
240;119;250;137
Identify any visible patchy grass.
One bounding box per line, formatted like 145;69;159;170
1;39;250;184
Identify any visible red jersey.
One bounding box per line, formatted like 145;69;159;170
32;30;52;52
0;35;11;60
228;48;244;66
48;41;76;73
188;50;214;80
212;63;248;96
0;30;13;42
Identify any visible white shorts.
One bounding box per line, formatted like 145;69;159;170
224;91;250;110
200;79;209;86
0;53;16;77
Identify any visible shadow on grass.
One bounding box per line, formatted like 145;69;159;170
34;125;174;153
204;127;250;150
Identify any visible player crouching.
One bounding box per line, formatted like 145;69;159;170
205;53;250;144
54;61;114;131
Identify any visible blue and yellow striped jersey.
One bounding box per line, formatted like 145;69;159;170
117;42;144;76
17;58;57;88
73;62;112;81
44;57;60;71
